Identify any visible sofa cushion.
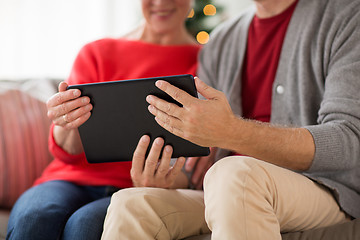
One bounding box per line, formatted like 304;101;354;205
182;218;360;240
281;218;360;240
0;79;59;208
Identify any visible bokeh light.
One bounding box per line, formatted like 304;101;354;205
203;4;216;16
196;31;210;44
188;8;195;18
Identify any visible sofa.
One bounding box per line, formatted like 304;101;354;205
0;78;359;240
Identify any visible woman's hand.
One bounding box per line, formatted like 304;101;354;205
131;135;186;189
185;147;217;189
46;81;93;130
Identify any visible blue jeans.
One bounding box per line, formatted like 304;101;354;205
6;180;120;240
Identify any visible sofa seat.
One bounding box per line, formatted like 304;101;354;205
185;218;360;239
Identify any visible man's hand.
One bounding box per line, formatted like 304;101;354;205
146;77;237;148
131;135;186;189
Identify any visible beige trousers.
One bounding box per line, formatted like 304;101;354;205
101;188;210;240
101;156;349;240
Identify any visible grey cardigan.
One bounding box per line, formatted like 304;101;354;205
198;0;360;218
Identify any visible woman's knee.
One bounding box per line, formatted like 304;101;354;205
7;188;66;240
63;198;110;240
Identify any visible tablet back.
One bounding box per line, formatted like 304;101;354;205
68;74;210;163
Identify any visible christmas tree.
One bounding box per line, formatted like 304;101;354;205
186;0;224;44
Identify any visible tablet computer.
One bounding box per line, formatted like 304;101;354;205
67;74;210;163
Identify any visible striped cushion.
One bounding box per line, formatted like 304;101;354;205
0;90;52;208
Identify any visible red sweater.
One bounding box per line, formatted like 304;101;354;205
34;38;201;188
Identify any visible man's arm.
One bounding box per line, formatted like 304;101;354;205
146;77;315;171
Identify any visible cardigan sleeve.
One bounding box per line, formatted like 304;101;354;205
304;2;360;173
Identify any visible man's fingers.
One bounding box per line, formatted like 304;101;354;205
194;77;219;100
146;95;183;119
154;116;185;139
148;104;183;130
155;80;196;107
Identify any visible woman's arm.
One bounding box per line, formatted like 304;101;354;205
47;81;93;155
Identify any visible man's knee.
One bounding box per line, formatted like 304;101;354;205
108;187;174;217
104;188;185;240
110;187;162;204
204;156;275;196
205;156;263;182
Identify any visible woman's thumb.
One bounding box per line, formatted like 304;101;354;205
58;81;69;92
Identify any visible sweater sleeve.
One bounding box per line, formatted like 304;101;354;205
48;124;85;164
48;42;99;164
304;2;360;173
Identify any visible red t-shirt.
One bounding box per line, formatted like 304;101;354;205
241;1;298;122
34;38;201;188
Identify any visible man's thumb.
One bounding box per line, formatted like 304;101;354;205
194;77;218;100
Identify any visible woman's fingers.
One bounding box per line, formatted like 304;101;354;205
167;157;185;185
46;82;93;129
155;145;173;178
58;81;69;92
130;136;184;188
48;95;90;120
47;87;81;109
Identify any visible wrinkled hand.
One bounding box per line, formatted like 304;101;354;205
131;135;185;188
185;147;217;189
146;77;237;148
46;81;92;129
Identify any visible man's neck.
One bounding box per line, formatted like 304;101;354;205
254;0;297;18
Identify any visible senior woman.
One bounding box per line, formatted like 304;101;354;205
6;0;199;239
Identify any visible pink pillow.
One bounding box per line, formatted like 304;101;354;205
0;90;52;208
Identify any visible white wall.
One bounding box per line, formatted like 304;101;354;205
0;0;141;79
215;0;253;19
0;0;253;79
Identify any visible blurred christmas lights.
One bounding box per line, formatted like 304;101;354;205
196;31;210;45
186;1;222;44
203;4;217;16
188;8;195;18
